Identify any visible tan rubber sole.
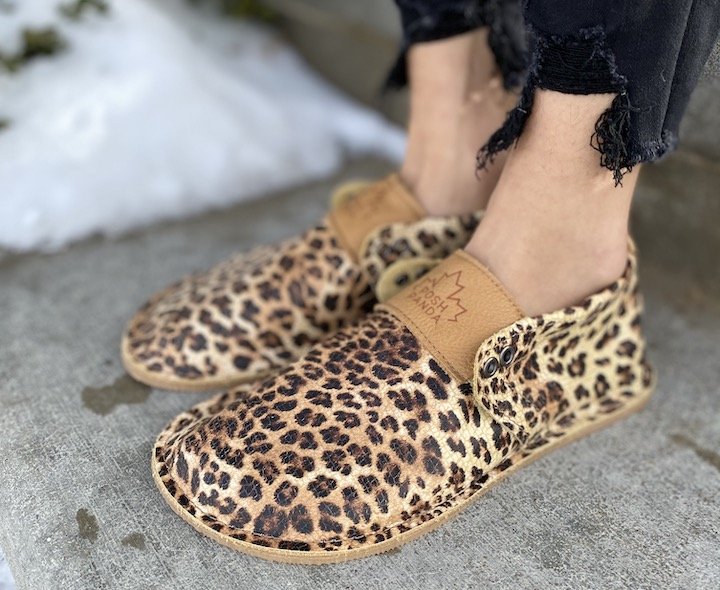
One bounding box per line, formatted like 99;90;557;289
151;387;653;564
121;334;274;392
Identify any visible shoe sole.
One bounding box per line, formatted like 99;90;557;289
151;383;654;564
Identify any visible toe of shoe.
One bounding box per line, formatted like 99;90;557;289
121;277;275;391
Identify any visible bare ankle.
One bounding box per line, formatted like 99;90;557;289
401;29;517;216
460;88;642;316
466;222;629;316
401;148;507;216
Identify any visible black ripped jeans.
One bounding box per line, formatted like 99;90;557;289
391;0;720;184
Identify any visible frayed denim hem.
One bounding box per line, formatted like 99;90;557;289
386;0;528;92
477;25;674;186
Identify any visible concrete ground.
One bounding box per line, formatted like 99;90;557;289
0;157;719;589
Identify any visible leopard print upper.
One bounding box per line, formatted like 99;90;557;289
154;248;654;553
122;209;480;390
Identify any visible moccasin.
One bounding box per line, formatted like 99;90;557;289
152;246;654;562
122;175;480;391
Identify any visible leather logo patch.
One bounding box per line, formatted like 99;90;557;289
407;271;467;324
344;186;383;216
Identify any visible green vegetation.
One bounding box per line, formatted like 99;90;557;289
189;0;277;22
0;0;273;75
222;0;275;20
0;27;67;73
59;0;110;21
0;0;111;73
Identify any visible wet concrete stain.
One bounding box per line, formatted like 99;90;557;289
121;532;146;550
76;508;99;542
670;433;720;473
82;374;151;416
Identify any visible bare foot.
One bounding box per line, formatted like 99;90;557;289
465;90;637;316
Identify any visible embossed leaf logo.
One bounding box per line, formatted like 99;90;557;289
409;270;467;323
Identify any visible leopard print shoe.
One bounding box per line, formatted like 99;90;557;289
151;245;655;563
122;175;480;391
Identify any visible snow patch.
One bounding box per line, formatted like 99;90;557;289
0;0;404;251
0;549;12;590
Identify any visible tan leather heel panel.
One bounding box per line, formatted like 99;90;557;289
327;174;426;261
380;250;523;382
329;180;372;209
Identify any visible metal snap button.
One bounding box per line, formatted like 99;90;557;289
500;345;516;366
482;357;499;378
